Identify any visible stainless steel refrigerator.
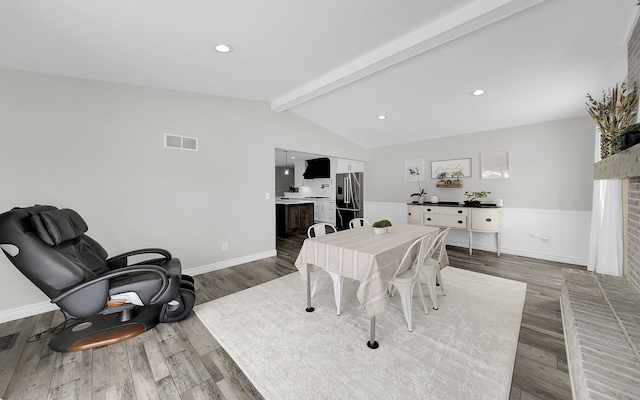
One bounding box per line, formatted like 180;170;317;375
336;172;364;230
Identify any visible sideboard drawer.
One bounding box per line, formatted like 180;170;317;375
423;206;469;216
470;209;501;231
424;214;468;229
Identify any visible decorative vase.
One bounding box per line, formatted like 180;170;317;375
600;132;612;159
430;195;438;203
418;196;424;204
373;227;388;235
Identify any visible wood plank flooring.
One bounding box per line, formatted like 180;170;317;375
0;234;583;399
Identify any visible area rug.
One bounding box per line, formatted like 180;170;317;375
194;267;526;400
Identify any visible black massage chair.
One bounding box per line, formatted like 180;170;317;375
0;205;195;352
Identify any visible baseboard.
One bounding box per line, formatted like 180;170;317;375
499;247;587;266
183;249;277;276
0;249;278;324
0;300;59;324
446;238;588;266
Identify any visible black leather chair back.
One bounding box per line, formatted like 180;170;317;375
0;205;111;315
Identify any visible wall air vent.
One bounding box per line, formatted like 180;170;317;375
164;134;198;151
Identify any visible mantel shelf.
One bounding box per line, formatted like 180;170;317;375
594;143;640;180
436;182;463;188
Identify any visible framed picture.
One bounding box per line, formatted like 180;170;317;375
404;159;425;181
481;151;510;179
431;158;472;178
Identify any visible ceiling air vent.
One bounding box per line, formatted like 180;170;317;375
164;134;198;151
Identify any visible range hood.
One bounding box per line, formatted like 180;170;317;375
303;157;330;179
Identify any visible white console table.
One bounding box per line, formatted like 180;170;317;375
407;203;502;255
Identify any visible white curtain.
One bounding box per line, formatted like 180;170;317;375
587;130;623;276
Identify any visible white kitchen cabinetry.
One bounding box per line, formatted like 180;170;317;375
294;160;306;188
314;199;336;224
336;158;364;173
407;204;502;255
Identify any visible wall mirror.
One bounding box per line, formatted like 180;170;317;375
481;151;509;179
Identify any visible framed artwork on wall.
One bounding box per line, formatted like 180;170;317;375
404;159;425;181
431;158;472;178
481;151;510;179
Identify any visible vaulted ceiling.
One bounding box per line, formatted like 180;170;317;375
0;1;637;149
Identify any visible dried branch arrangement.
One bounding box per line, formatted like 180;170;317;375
586;82;639;158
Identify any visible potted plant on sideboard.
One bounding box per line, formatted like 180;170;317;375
464;191;491;207
410;189;426;204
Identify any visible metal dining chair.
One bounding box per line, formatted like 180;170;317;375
307;223;344;315
348;218;369;229
387;233;434;331
416;228;451;311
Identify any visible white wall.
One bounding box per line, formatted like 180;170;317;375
365;117;594;210
364;117;595;265
0;68;368;321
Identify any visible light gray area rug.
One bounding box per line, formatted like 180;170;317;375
194;267;526;400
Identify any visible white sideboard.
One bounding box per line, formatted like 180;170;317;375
407;203;502;255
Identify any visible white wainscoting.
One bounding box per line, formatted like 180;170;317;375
364;202;413;225
499;208;590;265
365;202;590;266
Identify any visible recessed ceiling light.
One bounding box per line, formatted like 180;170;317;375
214;44;233;53
471;89;485;96
377;115;387;120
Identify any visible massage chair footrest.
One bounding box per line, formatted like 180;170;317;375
49;305;162;352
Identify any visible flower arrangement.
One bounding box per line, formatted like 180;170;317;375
586;82;638;158
410;181;426;203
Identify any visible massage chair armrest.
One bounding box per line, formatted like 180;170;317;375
106;248;172;269
50;265;170;305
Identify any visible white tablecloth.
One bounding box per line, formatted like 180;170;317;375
294;224;441;317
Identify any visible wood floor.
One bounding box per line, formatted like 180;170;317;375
0;234;584;399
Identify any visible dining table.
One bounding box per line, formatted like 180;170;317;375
294;223;444;349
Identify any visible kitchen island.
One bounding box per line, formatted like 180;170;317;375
276;200;314;238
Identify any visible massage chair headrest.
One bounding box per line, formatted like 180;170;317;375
31;208;88;246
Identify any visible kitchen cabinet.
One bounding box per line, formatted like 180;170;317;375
407;204;502;255
276;203;314;237
336;158;364;173
314;199;336;224
294;160;306;188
